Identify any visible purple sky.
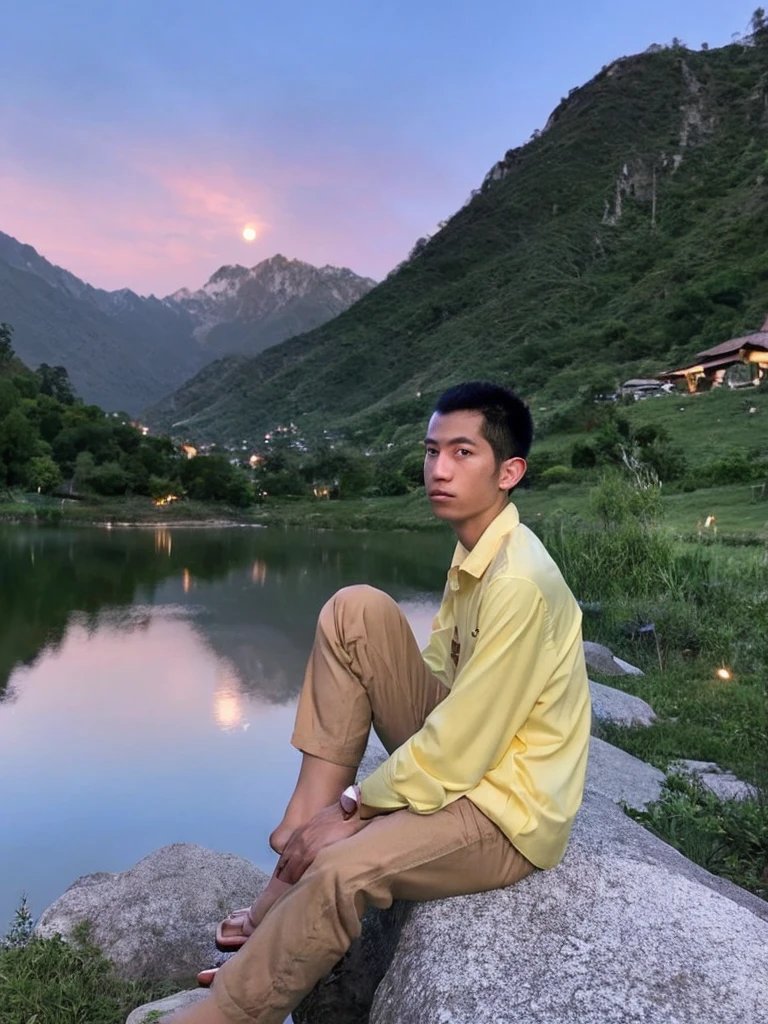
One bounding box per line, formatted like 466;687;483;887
0;1;753;297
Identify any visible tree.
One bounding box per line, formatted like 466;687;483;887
0;380;20;419
37;364;76;405
0;409;36;484
27;455;63;494
0;323;14;366
89;461;129;496
73;451;96;492
752;7;767;36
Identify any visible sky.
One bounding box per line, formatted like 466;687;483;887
0;1;756;297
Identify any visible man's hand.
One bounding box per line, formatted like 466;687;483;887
275;803;368;885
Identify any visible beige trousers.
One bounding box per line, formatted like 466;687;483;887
213;586;534;1024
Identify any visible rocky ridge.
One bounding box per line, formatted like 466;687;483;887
0;231;374;412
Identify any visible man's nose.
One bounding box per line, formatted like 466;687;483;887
431;453;452;479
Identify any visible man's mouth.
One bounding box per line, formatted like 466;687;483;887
429;491;454;499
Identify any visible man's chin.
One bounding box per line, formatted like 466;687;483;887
429;499;460;521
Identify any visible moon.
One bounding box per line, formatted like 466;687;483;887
242;226;257;242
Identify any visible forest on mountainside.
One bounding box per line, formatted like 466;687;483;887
147;24;768;445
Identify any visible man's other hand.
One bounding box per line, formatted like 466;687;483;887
275;803;368;885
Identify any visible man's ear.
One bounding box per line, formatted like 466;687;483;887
499;456;527;492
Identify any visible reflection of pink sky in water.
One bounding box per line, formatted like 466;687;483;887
0;613;302;925
2;617;257;756
0;594;441;925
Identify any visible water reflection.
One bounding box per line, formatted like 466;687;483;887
213;665;247;731
154;527;173;556
0;525;450;926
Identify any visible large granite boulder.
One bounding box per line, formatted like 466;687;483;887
369;789;768;1024
37;843;269;981
124;738;767;1024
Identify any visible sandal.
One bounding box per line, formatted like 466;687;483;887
197;966;219;988
215;907;256;952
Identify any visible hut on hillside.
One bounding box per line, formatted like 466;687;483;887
659;317;768;394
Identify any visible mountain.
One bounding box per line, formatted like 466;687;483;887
145;36;768;444
169;255;376;359
0;233;374;413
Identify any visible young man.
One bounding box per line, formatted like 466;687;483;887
174;382;591;1024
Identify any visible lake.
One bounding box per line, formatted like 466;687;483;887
0;524;450;930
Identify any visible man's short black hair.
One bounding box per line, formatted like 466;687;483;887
434;381;533;463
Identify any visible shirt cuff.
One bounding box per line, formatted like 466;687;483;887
359;764;408;811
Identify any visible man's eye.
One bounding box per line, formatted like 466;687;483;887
457;448;471;457
425;447;438;457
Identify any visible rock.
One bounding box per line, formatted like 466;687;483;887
583;640;643;677
589;678;656;728
671;760;759;801
126;990;208;1023
369;788;768;1024
37;843;269;981
584;736;664;810
127;991;294;1024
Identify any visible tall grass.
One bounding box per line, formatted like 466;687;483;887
536;473;768;895
0;915;175;1024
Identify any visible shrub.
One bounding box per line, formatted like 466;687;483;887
571;440;597;469
0;916;174;1024
540;464;575;485
626;774;768;899
587;471;663;528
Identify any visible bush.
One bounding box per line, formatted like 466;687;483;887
587;471;663;528
696;453;765;487
571;441;597;469
89;461;129;496
26;455;63;494
540;464;575;485
0;916;174;1024
626;774;768;899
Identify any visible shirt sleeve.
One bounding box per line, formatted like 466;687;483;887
360;576;549;813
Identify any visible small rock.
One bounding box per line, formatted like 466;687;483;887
671;760;759;802
583;640;643;677
589;678;656;728
126;989;208;1023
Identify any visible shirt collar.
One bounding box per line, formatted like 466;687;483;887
450;502;520;579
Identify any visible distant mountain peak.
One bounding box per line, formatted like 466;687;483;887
0;230;375;411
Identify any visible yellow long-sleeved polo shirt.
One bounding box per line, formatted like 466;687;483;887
359;502;591;869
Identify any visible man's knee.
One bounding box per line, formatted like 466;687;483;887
321;585;398;629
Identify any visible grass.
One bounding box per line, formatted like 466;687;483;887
530;479;768;899
626;774;768;900
0;911;174;1024
1;474;765;1022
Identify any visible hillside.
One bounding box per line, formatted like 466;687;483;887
146;38;768;443
0;235;374;413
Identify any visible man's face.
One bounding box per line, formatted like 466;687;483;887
423;410;523;526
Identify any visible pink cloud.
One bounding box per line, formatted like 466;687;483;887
0;127;462;294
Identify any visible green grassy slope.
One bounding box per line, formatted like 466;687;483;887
147;40;768;443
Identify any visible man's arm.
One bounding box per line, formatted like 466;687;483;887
359;577;549;815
